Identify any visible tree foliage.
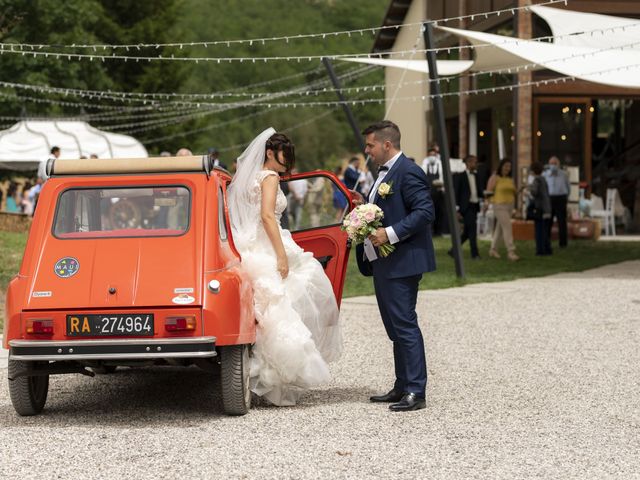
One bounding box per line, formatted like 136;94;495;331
0;0;388;169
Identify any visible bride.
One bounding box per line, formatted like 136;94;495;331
227;127;342;406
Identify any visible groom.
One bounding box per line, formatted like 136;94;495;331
357;120;435;412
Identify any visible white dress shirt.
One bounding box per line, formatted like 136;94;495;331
421;157;443;183
466;170;479;203
369;151;402;203
288;178;308;200
364;151;402;261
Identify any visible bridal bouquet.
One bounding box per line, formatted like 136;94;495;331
341;204;395;257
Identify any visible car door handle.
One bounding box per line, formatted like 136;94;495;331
315;255;332;269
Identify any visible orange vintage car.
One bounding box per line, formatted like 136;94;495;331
3;155;353;416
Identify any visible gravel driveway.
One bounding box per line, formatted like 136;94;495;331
1;261;639;479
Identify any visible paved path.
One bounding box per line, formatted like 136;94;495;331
1;261;639;479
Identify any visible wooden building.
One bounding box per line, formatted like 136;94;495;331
371;0;640;229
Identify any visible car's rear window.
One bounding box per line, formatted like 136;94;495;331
53;186;191;239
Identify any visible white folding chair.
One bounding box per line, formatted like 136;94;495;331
591;188;617;236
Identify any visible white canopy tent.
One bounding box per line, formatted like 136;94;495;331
438;25;640;89
338;6;640;90
341;57;473;75
529;5;640;51
0;120;148;171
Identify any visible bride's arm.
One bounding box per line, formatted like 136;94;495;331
261;174;289;278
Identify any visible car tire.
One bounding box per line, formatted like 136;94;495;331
220;344;251;416
93;365;117;374
8;360;49;416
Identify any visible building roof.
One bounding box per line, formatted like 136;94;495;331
371;0;413;53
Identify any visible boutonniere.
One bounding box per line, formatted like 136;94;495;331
378;181;393;198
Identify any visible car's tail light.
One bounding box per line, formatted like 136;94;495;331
26;319;54;335
165;316;196;332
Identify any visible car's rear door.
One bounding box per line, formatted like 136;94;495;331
281;171;353;306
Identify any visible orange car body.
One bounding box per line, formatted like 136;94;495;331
4;170;259;349
3;159;352;396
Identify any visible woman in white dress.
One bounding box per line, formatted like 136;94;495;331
227;128;342;406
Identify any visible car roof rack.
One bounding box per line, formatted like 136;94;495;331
48;155;221;177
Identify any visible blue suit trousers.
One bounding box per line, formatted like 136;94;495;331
373;272;427;397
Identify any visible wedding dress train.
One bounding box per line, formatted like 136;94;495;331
227;131;342;406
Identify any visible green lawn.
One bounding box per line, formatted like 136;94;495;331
0;231;28;288
342;236;640;297
2;231;640;329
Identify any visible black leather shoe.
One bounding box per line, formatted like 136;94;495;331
369;389;404;403
389;393;426;412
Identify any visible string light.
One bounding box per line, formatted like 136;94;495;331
2;16;635;69
215;111;337;154
139;108;280;144
125;60;640;115
425;37;640;87
0;64;377;103
0;45;443;64
0;105;204;123
14;56;626;140
0;64;376;117
5;26;638;111
8;58;632;137
0;0;566;52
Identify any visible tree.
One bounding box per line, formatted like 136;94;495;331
0;0;388;169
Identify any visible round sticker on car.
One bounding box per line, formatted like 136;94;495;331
172;294;195;305
54;257;80;278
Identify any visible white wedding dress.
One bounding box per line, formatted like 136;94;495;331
227;129;342;406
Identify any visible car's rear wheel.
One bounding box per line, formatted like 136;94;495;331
220;344;251;415
8;360;49;416
92;365;117;374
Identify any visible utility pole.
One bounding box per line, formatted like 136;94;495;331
423;22;465;278
322;57;366;154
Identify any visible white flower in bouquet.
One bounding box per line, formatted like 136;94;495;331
341;204;395;257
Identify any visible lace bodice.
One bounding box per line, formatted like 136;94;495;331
253;169;287;221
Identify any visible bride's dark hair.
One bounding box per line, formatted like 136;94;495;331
265;132;295;173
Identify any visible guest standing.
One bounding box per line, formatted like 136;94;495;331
343;156;364;195
486;159;519;261
38;146;60;182
4;182;21;213
421;148;445;236
529;162;552;256
332;166;348;221
208;147;228;169
287;170;308;230
451;155;481;259
20;182;34;215
543;155;570;248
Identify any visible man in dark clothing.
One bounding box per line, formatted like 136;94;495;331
450;155;481;259
543;155;570;248
422;148;445;236
343;156;364;195
208;147;228;170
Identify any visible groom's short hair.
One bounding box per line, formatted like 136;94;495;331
362;121;401;149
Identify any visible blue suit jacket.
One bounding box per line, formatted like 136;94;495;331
343;166;362;193
356;154;436;279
